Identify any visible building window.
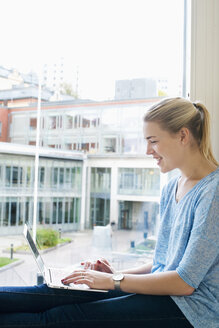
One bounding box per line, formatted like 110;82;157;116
65;115;73;129
44;201;51;224
90;168;111;193
26;167;33;187
48;116;57;129
0;122;2;137
5;166;23;187
118;168;160;196
118;201;132;229
52;168;58;187
103;137;116;153
4;198;22;226
39;167;45;188
69;198;81;224
81;113;100;129
81;143;89;152
51;198;64;224
29;141;36;146
30;118;37;130
90;168;111;227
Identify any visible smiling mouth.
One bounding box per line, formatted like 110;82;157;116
154;157;162;165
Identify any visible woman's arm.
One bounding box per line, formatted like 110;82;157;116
82;259;153;275
120;262;153;275
118;270;195;296
63;268;194;296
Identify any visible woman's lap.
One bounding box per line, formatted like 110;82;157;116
0;284;125;313
0;284;193;328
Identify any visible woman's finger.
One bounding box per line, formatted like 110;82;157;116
73;277;93;287
100;258;110;266
97;259;115;273
81;261;96;270
81;261;91;270
61;270;86;282
62;272;92;287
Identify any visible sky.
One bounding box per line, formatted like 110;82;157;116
0;0;184;100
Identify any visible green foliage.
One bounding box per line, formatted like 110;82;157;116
36;228;59;248
158;89;168;97
62;82;78;98
133;239;156;254
136;239;156;250
0;257;18;268
59;237;71;244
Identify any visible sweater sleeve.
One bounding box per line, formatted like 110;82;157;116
176;183;219;289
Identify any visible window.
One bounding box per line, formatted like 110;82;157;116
29;141;36;146
48;116;57;129
5;166;23;187
39;167;45;187
81;112;100;129
118;168;160;196
30;118;37;130
1;0;186;247
121;134;138;154
103;137;116;153
65;115;73;129
0;122;2;137
52;167;58;187
90;168;111;193
26;167;33;187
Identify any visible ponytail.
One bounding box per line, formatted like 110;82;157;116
193;102;218;166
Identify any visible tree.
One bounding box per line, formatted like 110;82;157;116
158;89;168;97
61;82;79;99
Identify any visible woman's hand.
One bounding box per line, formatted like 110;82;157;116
81;258;115;274
61;269;114;290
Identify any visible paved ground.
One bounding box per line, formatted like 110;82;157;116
0;229;152;287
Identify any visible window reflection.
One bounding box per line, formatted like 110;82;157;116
118;168;160;196
0;154;83;230
90;168;111;227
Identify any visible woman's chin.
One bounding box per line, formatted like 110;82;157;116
160;165;172;174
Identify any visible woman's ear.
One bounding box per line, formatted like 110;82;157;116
179;127;190;145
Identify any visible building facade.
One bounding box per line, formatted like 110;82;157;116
0;143;84;235
0;97;167;235
7;98;158;154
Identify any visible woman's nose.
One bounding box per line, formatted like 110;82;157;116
146;143;153;155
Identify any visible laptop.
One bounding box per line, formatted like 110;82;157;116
23;223;108;292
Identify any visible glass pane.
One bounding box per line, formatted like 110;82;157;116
45;201;51;224
69;199;74;223
0;1;186;282
6;166;11;187
58;200;63;224
64;201;69;223
59;168;64;185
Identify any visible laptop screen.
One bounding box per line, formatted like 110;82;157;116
24;224;45;275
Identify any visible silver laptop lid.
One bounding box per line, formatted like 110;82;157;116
23;223;45;275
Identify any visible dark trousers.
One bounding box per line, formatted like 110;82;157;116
0;284;193;328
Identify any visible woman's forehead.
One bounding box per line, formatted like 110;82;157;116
143;121;172;139
144;121;162;134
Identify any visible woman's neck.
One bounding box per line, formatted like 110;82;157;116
179;151;217;182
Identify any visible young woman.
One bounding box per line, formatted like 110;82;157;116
0;97;218;328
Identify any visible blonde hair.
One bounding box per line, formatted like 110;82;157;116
144;97;218;166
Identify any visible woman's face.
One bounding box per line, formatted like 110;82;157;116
143;121;184;173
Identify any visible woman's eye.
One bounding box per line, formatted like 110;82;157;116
150;141;157;144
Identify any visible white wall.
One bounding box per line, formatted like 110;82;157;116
190;0;219;162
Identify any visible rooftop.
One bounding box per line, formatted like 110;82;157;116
0;85;52;101
0;142;85;161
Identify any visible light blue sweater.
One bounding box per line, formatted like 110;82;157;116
152;167;219;328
